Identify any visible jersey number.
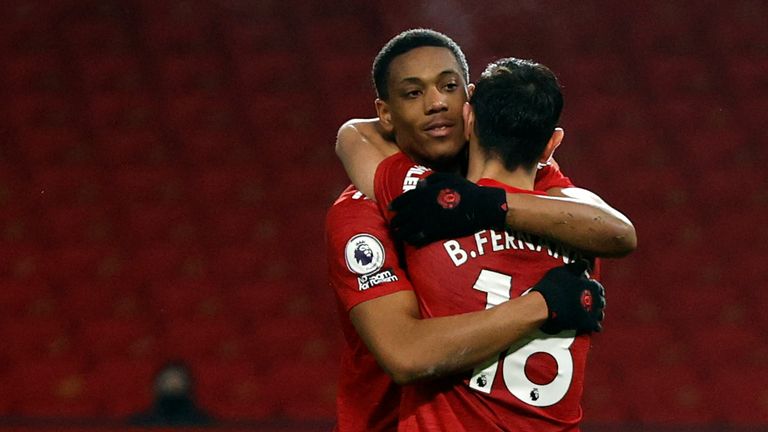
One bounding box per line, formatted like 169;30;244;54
468;269;576;407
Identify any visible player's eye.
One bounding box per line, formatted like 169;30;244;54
404;89;422;98
445;82;459;91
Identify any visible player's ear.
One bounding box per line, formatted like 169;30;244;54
466;83;475;99
462;102;475;141
540;127;564;164
375;98;394;135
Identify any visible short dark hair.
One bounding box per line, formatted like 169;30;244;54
372;28;469;100
470;58;563;171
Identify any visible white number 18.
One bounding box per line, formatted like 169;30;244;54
469;269;576;407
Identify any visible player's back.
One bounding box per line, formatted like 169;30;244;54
398;183;590;432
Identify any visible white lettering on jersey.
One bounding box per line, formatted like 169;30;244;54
402;165;430;193
442;230;578;267
444;240;468;266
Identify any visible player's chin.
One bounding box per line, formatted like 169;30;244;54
423;144;464;169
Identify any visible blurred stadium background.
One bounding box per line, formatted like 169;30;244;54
0;0;766;431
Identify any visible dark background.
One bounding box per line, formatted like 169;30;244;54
1;0;766;430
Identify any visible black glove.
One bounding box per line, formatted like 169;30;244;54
389;172;508;246
530;260;606;334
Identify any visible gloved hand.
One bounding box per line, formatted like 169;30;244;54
389;172;508;246
530;260;606;334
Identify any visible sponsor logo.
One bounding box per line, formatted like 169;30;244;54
345;234;385;276
358;268;399;291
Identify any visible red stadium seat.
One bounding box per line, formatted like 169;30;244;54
119;205;198;249
42;204;116;245
63;18;135;58
93;129;172;166
147;279;225;321
42;244;123;284
0;202;40;244
0;53;66;94
138;0;217;53
112;165;190;204
191;165;265;207
266;358;338;420
75;54;147;95
58;279;148;321
654;94;732;131
561;94;648;132
592;323;684;370
76;317;157;362
179;129;259;167
86;359;157;417
624;1;707;55
625;366;713;424
303;17;375;56
709;366;768;425
158;53;228;95
0;242;44;280
558;55;636;97
126;243;207;282
6;94;79;129
159;318;242;361
0;317;73;363
711;5;768;57
689;324;763;370
0;279;53;320
673;127;750;170
246;316;337;368
6;358;96;418
208;244;281;284
642;55;717;98
192;359;272;420
725;55;768;99
223;17;299;56
232;52;305;94
164;93;239;132
86;92;161;132
581;367;631;423
15;127;92;165
200;205;279;247
226;280;298;324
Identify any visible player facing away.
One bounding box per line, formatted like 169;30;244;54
375;58;598;431
327;29;633;431
326;185;603;431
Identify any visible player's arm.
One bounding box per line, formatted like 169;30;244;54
350;260;603;385
335;118;398;198
504;188;636;257
350;289;547;385
329;200;603;386
389;172;637;258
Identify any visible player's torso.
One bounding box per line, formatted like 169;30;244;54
400;229;589;432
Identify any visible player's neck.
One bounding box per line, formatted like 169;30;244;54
466;150;535;190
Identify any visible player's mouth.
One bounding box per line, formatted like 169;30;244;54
423;118;455;138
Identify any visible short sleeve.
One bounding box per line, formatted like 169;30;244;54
373;152;432;217
326;197;413;312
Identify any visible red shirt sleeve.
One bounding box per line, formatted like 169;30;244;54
534;158;574;191
373;152;432;217
326;190;413;312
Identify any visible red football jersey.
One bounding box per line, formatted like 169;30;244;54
374;154;592;431
326;185;414;432
373;151;574;209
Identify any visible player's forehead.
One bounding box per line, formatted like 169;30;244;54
387;46;464;87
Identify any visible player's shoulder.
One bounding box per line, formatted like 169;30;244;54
327;185;382;228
